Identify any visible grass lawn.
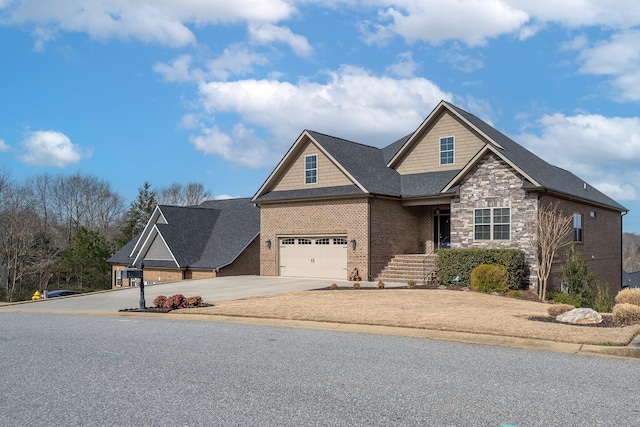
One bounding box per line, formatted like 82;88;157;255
177;288;640;346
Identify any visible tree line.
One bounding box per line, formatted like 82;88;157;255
0;170;212;302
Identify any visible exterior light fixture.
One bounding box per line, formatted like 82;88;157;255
265;239;272;249
350;239;356;250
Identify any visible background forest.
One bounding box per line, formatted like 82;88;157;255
0;170;212;302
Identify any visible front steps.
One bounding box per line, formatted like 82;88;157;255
376;254;437;285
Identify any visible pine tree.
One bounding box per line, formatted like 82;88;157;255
115;181;157;248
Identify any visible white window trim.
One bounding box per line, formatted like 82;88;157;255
474;207;511;241
305;154;318;185
440;136;455;166
573;213;583;243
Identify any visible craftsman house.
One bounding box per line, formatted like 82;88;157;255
108;198;260;288
252;101;626;291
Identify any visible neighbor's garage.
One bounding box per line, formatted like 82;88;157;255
278;236;348;279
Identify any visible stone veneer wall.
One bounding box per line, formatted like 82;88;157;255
259;198;369;279
450;153;538;287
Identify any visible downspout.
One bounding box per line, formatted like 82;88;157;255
621;211;628;290
367;197;372;281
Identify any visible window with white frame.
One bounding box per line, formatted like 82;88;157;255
573;213;583;242
474;207;510;240
305;154;317;184
440;136;454;165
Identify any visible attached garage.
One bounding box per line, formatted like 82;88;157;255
278;236;348;279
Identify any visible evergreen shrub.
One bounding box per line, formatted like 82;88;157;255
436;248;526;289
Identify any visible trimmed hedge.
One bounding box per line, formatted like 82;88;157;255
436;248;526;289
470;264;509;293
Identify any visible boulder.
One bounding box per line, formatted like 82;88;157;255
556;308;602;325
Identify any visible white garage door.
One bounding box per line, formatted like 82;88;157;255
278;236;348;279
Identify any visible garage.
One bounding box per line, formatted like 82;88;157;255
278;236;348;279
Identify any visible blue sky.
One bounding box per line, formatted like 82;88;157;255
1;1;639;232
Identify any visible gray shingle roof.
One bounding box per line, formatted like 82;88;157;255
445;102;627;211
254;101;626;211
108;198;259;270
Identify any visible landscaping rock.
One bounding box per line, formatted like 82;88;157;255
556;308;602;325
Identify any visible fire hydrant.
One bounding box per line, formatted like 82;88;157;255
32;290;40;301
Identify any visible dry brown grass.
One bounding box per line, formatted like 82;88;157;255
615;288;640;306
613;303;640;325
547;304;575;317
177;289;640;345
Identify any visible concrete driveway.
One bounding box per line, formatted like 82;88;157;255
0;276;357;315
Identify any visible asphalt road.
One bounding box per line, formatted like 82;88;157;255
0;276;359;314
1;313;638;426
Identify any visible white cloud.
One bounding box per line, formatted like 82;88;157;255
154;47;269;83
0;139;9;152
573;30;640;101
187;66;451;167
4;0;296;48
248;23;312;57
518;113;640;201
364;0;529;46
19;130;89;167
386;51;419;78
438;45;484;73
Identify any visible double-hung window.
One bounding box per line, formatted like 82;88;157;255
305;155;317;184
440;136;454;165
573;213;583;242
474;207;510;240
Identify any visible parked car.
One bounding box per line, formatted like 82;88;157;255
46;290;83;298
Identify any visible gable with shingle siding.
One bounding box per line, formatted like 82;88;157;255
270;138;353;192
394;110;485;175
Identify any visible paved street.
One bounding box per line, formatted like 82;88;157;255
1;313;638;426
0;276;359;314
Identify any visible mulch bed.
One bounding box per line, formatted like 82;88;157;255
119;303;213;313
528;315;624;328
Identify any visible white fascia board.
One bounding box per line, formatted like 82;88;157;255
130;205;163;257
306;133;369;194
131;225;179;268
252;130;368;199
252;130;308;201
441;145;540;193
387;100;447;168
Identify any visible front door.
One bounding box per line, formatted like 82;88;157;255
433;210;451;249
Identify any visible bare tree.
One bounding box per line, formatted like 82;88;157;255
157;182;213;206
529;202;574;300
623;232;640;272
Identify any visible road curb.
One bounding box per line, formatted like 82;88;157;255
162;313;640;359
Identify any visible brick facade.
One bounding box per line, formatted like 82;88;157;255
541;196;623;293
259;198;369;279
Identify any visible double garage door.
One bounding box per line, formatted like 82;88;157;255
278;236;348;279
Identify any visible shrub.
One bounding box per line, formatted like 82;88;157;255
436;248;525;289
352;282;361;289
507;290;522;299
330;283;338;290
612;303;640;325
469;264;509;293
615;288;640;306
377;280;385;289
153;295;167;308
561;246;595;308
407;280;416;289
548;291;580;307
547;304;575;317
593;283;613;313
163;294;186;309
185;296;203;307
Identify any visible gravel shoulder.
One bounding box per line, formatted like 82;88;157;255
177;288;640;346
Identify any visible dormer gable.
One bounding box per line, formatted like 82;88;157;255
388;102;488;175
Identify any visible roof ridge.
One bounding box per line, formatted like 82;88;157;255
306;129;381;151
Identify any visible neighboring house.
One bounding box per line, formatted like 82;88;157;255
108;198;260;288
252;100;627;292
623;271;640;288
